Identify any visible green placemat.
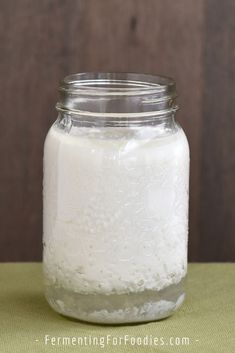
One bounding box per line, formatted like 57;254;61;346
0;263;234;352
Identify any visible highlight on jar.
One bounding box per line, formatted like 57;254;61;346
42;72;190;324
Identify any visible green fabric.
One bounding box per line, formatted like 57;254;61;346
0;263;234;353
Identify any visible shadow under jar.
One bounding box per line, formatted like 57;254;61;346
43;72;190;324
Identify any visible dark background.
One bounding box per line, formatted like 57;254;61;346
0;0;234;262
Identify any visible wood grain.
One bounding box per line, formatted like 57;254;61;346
0;0;234;261
199;0;235;261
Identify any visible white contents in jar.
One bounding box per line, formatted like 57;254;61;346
43;124;189;297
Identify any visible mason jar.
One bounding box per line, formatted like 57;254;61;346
43;72;190;324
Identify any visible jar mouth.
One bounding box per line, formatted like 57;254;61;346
59;72;176;96
56;72;178;119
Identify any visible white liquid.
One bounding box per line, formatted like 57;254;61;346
43;124;189;322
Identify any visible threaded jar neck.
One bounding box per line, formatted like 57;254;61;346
56;72;178;127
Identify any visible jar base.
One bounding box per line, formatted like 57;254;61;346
45;279;185;324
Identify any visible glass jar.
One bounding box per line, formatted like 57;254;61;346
43;72;189;324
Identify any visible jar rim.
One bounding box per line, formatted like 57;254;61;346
59;72;176;97
56;72;178;121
